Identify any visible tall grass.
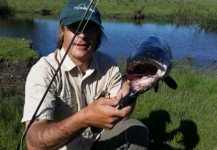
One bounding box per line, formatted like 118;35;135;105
0;95;25;149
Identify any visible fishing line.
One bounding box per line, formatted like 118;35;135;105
68;0;100;65
16;0;97;149
53;0;100;96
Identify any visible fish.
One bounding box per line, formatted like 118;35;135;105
124;34;177;94
91;35;178;137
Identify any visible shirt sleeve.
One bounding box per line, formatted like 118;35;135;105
21;60;57;122
106;65;122;98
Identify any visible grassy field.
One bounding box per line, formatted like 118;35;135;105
131;64;217;150
3;0;217;23
1;63;217;149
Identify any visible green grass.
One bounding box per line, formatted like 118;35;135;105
0;95;25;149
3;0;216;31
6;0;67;14
0;37;38;61
1;64;217;149
4;0;217;23
131;65;217;149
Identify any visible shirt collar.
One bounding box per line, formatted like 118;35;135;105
59;47;99;74
59;47;77;71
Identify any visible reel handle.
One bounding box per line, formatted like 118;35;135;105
115;90;139;109
91;90;140;140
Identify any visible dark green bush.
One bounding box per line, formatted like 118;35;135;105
0;0;13;17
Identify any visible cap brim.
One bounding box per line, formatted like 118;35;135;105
61;17;103;29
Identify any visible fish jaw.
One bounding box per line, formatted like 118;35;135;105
125;35;173;93
126;60;167;93
130;75;158;91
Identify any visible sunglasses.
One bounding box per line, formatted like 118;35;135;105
67;21;99;34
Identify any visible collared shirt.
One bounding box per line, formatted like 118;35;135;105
21;48;122;149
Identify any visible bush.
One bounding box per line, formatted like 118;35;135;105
0;0;13;17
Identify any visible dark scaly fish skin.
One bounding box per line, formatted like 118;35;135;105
125;35;177;93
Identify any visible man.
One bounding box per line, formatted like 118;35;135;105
21;0;149;149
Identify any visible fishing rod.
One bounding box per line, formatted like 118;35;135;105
17;0;96;149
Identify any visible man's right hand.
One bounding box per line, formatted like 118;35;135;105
81;84;132;129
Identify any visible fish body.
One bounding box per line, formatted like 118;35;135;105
91;35;178;135
125;35;177;93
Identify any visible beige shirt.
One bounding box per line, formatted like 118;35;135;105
22;48;122;149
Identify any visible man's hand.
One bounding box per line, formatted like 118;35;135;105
81;80;135;129
117;80;137;120
81;94;131;129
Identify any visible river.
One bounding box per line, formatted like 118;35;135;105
0;16;217;67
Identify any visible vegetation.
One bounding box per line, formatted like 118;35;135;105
117;58;217;149
1;63;217;149
0;37;38;61
0;95;24;149
1;0;216;31
6;0;66;15
3;0;217;23
131;64;217;150
0;0;217;149
0;0;13;17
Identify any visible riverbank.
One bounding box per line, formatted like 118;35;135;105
0;37;39;95
2;0;217;24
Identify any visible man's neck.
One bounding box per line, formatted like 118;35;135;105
71;56;91;75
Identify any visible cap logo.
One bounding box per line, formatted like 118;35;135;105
74;3;95;13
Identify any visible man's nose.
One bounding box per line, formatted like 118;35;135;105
77;32;86;39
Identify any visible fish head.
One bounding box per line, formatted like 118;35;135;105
125;35;174;93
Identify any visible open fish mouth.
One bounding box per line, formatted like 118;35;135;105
125;59;167;93
115;35;177;112
124;34;177;94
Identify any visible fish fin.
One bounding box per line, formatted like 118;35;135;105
164;76;178;90
154;83;159;92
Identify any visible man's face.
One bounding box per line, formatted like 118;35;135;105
63;21;99;62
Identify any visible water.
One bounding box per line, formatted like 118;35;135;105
0;16;217;67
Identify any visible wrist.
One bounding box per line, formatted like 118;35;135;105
74;108;90;128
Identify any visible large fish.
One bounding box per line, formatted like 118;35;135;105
116;35;177;109
117;35;177;109
124;34;177;94
92;35;178;137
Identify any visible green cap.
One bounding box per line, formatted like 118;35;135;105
60;0;103;28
